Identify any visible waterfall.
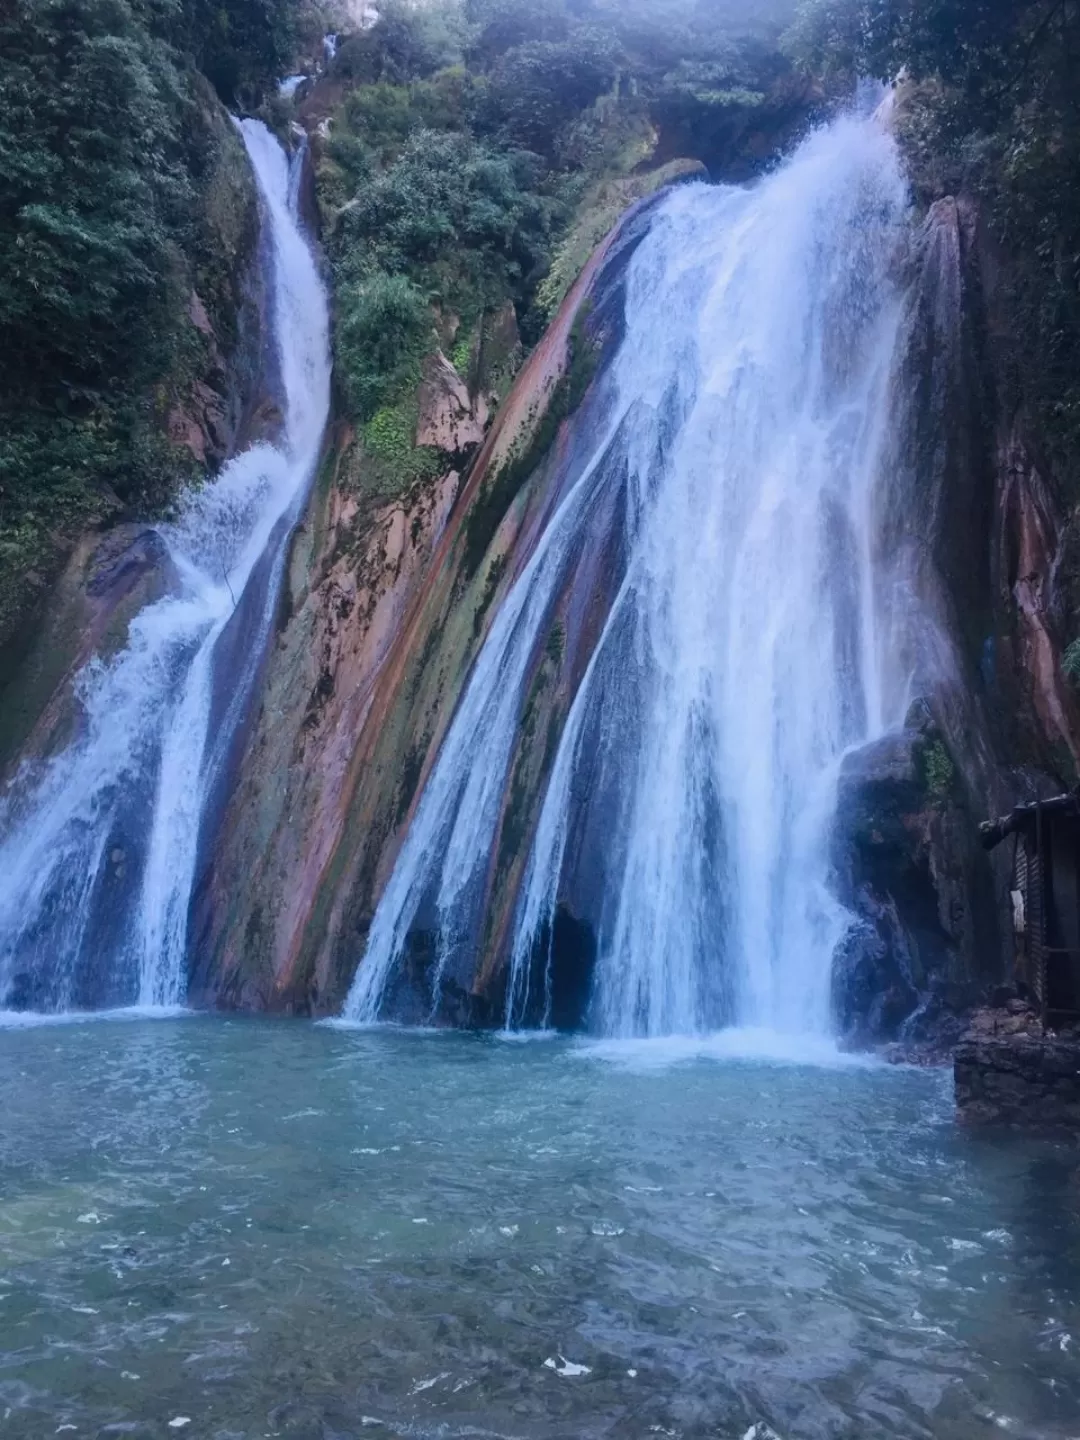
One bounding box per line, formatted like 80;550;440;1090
0;121;331;1014
345;108;913;1039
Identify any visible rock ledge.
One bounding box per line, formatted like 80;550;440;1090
954;1002;1080;1125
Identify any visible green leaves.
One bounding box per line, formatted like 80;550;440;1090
0;0;268;643
479;30;621;157
338;272;435;421
327;121;556;420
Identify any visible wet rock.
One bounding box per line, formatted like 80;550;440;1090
0;525;178;776
955;1008;1080;1125
193;199;646;1017
831;724;996;1047
415;350;488;454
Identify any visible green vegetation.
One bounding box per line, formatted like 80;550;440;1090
460;303;599;578
787;0;1080;497
362;398;443;493
317;0;806;502
921;737;957;801
337;271;434;420
0;0;295;649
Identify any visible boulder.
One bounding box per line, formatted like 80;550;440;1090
831;720;997;1047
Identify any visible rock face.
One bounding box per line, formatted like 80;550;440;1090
955;1003;1080;1125
0;527;178;778
191;194;661;1015
829;179;1080;1046
832;718;997;1047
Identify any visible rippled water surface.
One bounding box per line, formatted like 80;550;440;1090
1;1019;1078;1439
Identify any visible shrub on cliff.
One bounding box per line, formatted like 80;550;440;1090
337;272;434;421
476;29;622;158
181;0;296;107
326;125;557;420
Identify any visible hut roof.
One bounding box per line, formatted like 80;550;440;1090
980;791;1080;852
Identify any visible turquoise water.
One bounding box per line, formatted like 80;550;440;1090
0;1018;1078;1439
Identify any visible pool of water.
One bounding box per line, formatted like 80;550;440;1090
0;1018;1078;1439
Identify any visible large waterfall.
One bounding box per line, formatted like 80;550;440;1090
0;121;331;1015
346;108;914;1039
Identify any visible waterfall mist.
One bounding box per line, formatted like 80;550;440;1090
346;107;915;1042
0;121;331;1014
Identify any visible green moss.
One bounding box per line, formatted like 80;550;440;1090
362;400;444;496
396;742;426;826
461;303;600;578
921;738;956;801
472;553;508;639
451;327;476;379
1063;638;1080;687
365;403;418;464
535;158;705;321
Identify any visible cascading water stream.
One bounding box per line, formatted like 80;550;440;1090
0;120;331;1014
345;107;915;1041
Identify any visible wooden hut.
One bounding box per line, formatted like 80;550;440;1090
981;792;1080;1024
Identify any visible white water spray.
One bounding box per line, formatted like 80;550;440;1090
345;110;913;1040
0;121;330;1013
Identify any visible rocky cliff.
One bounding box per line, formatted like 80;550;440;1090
189;187;671;1016
192;129;1080;1033
830;171;1080;1047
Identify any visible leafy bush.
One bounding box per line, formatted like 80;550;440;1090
337;272;435;420
478;30;622;158
331;0;464;86
182;0;296;108
465;0;570;63
332;128;556;328
363;401;444;493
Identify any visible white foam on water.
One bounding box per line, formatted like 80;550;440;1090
574;1028;883;1072
323;1019;458;1039
0;1005;191;1029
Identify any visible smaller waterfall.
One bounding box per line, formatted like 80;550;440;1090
0;121;331;1014
345;107;914;1041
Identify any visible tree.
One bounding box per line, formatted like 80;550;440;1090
480;28;621;156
